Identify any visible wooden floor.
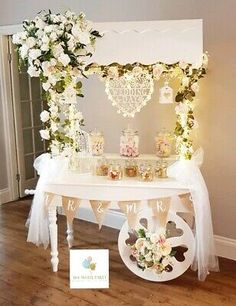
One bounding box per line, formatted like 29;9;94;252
0;199;235;306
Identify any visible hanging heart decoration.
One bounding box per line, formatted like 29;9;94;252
105;72;154;118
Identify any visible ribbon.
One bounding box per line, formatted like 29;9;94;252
90;200;111;230
62;196;80;224
118;201;141;229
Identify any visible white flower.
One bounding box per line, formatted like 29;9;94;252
108;66;119;78
52;43;64;58
12;31;27;44
160;242;172;256
191;82;199;93
27;65;40;77
39;129;50;140
34;17;45;29
153;250;162;262
175;103;189;115
150;233;159;244
50;32;58;42
144;251;153;262
41;43;50;52
72;25;91;45
58;53;71;66
25;37;36;48
202;53;209;68
19;45;29;59
182;76;189;87
135;238;146;250
153;64;164;79
132;66;142;75
42;81;51;91
42;60;56;76
179;61;188;70
40;110;50;122
51;122;58;132
162;255;172;267
28;48;41;60
49;105;59;116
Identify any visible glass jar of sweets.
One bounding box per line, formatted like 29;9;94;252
120;127;139;157
155;129;172;158
95;157;109;176
139;163;154;182
108;163;123;181
89;129;105;156
124;159;138;177
155;160;168;178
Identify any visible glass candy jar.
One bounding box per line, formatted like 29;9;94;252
155;129;172;158
124;159;138;177
155;160;168;178
139;163;154;182
108;163;123;181
95;157;109;176
89;129;104;156
120;127;139;157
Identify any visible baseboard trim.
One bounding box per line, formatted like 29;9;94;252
214;235;236;261
0;188;11;204
59;206;236;261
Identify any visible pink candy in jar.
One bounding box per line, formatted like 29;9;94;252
120;127;139;157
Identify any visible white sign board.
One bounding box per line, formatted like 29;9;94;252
89;19;203;65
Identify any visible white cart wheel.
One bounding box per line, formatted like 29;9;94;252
118;209;195;282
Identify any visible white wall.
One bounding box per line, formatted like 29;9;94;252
0;0;235;240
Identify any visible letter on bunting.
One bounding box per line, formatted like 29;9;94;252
148;197;171;228
62;196;80;224
118;201;141;229
90;200;111;230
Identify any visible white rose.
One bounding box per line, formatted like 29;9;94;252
182;76;189;87
12;31;27;44
49;105;59;116
132;66;143;75
162;255;172;267
39;129;50;140
40;110;50;122
135;238;146;250
153;250;162;262
58;53;71;66
175;103;189;114
28;48;41;60
179;61;188;69
160;242;172;256
52;43;64;58
191;82;199;93
19;45;29;59
27;66;40;77
150;233;161;244
153;64;164;79
51;122;58;132
72;25;91;45
25;37;36;48
108;66;119;78
34;17;45;29
41;43;49;52
42;82;51;91
50;32;58;42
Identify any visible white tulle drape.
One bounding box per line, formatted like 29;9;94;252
26;153;69;249
168;148;219;281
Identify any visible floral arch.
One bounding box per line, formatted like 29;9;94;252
13;10;208;160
